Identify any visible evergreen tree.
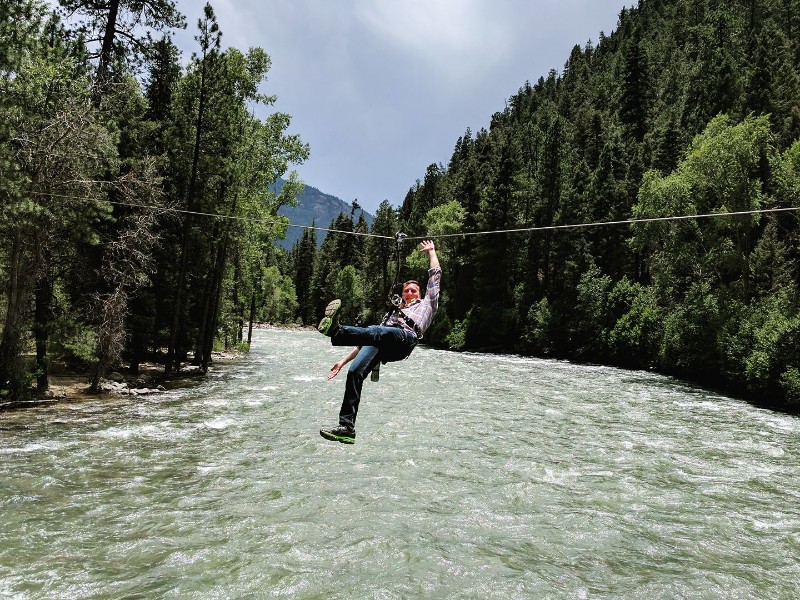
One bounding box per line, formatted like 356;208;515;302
162;4;308;374
293;226;317;324
163;2;222;375
0;4;138;396
468;129;518;349
56;0;185;101
363;201;399;323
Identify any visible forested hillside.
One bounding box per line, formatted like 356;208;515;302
273;177;374;250
0;1;308;398
288;0;800;409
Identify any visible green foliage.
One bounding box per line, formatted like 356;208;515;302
416;200;466;274
56;0;186;87
156;7;308;372
720;290;800;401
774;140;800;200
633;114;775;296
608;280;662;368
333;265;365;323
361;200;399;321
0;4;129;393
446;314;469;351
659;281;722;377
573;266;613;358
0;2;309;394
59;323;98;365
780;368;800;406
291;227;317;324
259;266;298;324
522;298;555;356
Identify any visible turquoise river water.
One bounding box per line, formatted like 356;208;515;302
1;329;798;599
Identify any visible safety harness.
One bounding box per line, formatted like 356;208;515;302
372;231;420;382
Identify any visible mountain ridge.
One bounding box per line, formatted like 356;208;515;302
274;177;374;249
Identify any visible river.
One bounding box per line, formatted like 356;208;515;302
1;329;798;599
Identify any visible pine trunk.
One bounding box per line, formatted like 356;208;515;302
0;234;34;397
93;0;120;105
247;292;256;349
165;43;210;376
34;273;53;394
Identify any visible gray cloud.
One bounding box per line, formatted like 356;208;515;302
172;1;634;212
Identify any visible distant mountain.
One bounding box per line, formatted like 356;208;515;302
273;178;374;249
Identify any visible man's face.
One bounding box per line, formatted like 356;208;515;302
402;282;421;304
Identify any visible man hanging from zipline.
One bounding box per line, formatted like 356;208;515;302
317;239;440;444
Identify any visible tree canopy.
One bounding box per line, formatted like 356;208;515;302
0;0;307;397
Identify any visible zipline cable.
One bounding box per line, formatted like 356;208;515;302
403;206;800;241
28;190;800;242
28;191;395;240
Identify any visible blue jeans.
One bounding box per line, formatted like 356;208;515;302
331;325;417;428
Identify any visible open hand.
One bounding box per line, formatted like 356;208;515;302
419;239;435;253
327;361;343;380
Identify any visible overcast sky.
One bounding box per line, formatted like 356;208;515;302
172;0;635;214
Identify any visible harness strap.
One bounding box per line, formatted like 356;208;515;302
388;307;422;338
397;311;421;338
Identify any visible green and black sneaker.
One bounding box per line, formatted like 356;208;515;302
320;424;356;444
317;299;342;336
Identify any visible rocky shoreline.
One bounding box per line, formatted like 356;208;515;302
0;325;316;412
0;352;240;412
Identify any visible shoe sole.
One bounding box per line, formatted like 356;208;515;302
317;299;342;335
320;429;355;444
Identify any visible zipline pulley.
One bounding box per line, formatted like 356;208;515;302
388;231;408;307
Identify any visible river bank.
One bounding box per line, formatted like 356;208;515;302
0;352;239;412
0;324;315;412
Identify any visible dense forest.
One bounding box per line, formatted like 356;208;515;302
288;0;800;410
2;1;799;410
0;0;308;398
